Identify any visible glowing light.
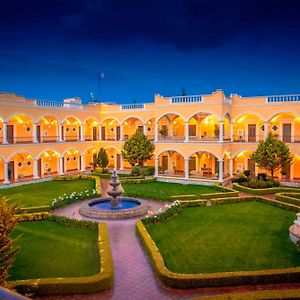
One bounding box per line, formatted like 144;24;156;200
237;116;246;124
65;120;71;125
109;120;115;126
237;152;244;158
93;121;98;126
26;155;32;159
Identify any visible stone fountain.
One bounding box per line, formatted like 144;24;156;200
107;170;123;208
79;171;148;219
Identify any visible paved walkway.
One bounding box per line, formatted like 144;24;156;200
35;180;300;300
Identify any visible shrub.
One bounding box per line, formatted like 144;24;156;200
248;181;258;189
131;166;141;176
50;189;98;210
48;215;97;229
232;173;248;183
240;182;249;187
140;166;155;176
257;181;267;188
142;200;182;226
243;170;251;178
257;173;267;181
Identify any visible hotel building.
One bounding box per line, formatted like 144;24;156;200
0;89;299;185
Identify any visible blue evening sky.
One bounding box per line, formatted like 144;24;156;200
0;0;300;103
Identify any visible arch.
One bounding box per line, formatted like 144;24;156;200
232;149;254;158
188;149;221;161
187;111;222;122
37;149;61;159
155;148;186;160
82;116;100;125
103;145;121;153
62;147;82;157
233;112;266;123
157;112;185;123
122;116;144;125
60;115;81;125
267;111;300;122
223;112;231;121
36;114;61;124
83;146;99;155
5;112;36;123
0;116;4;122
100;117;121;125
7;150;35;162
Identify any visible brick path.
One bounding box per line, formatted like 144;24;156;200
34;180;300;300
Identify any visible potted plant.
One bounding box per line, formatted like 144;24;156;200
47;167;52;175
89;162;94;170
159;128;168;138
18;173;24;181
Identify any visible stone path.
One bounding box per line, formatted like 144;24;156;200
35;180;300;300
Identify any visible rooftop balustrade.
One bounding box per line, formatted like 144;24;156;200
267;94;300;103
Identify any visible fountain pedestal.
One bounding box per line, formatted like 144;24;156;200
107;171;123;208
289;213;300;244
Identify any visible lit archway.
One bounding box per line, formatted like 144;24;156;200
38;150;60;177
37;116;59;143
158;114;185;141
100;118;121;141
61;117;80;142
63;149;81;173
158;150;185;176
8;152;34;181
123;117;143;140
7;114;34;144
84;147;98;170
84;118;99;141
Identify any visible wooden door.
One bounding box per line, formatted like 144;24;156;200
8;161;14;180
61;125;64;140
189;125;196;137
37;125;41;142
162;156;168;171
116;154;121;169
248;159;255;173
38;159;42;177
116;126;120;140
93;154;97;167
92;127;97;140
248;124;256;142
189;157;196;171
282;123;291;143
7;125;13;143
101;127;106;140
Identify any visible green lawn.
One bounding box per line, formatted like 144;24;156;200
123;181;222;201
0;180;95;208
147;202;300;273
9;220;99;280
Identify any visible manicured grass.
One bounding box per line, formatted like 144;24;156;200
9;220;99;280
123;181;222;201
0;180;95;208
147;202;300;273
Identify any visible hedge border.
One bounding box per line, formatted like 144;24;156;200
7;222;114;295
194;288;300;300
137;196;300;288
120;177;156;184
275;192;300;206
233;182;300;195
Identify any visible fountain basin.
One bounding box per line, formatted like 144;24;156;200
79;197;149;219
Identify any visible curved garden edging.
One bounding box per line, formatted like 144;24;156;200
7;222;114;296
275;193;300;206
233;183;300;195
137;196;300;289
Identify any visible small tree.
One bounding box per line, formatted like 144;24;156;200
0;197;19;285
97;148;109;169
250;133;293;179
121;132;154;166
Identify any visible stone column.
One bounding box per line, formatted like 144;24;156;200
3;162;10;184
184;158;189;180
230;122;233;142
218;160;223;181
33;159;40;179
120;156;124;170
99;126;102;140
219;121;224;142
59;156;64;175
154;158;159;177
59;124;63;142
33;123;38;143
229;158;233;176
80;125;84;141
3;122;8;144
80;155;85;172
154;122;158;142
184;122;189;143
143;123;147;135
264;121;269;141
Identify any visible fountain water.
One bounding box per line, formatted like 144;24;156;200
79;171;148;219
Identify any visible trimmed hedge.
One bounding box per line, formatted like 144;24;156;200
120;177;156;184
16;206;50;214
170;185;239;201
7;223;114;296
233;183;300;195
137;196;300;288
275;193;300;206
195;289;300;300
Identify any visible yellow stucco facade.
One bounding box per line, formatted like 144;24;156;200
0;89;300;185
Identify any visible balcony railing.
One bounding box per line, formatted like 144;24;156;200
101;135;120;141
39;136;59;143
121;103;145;110
233;135;264;142
267;94;300;103
35;100;83;110
84;135;99;141
64;136;79;142
158;136;185;142
8;137;33;144
170;95;202;104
